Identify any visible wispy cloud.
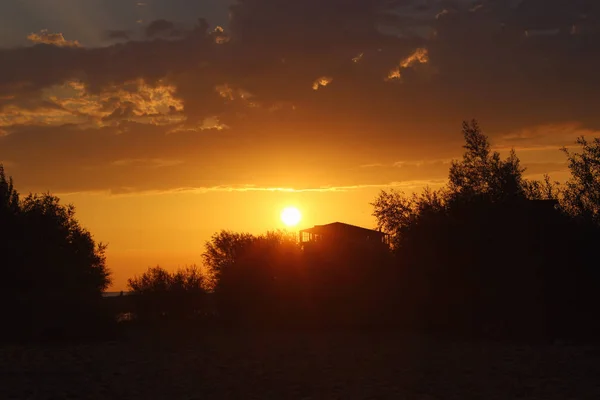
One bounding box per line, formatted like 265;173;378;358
496;122;600;151
360;159;453;169
359;163;385;168
167;117;229;134
105;30;132;41
55;180;448;197
111;158;184;168
436;9;452;20
470;4;484;13
393;158;453;168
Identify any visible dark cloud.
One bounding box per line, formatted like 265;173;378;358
510;0;600;30
0;0;232;47
2;0;600;193
145;19;178;38
105;30;132;41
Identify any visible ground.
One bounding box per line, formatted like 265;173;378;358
1;331;599;399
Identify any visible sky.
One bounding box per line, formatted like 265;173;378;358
1;0;600;290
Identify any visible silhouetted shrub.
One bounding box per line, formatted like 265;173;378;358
127;265;208;322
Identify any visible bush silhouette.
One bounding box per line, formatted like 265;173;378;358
127;265;208;321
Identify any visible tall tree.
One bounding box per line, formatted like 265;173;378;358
447;120;526;203
0;166;112;341
0;164;19;216
19;193;111;295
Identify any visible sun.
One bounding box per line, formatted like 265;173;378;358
281;206;302;227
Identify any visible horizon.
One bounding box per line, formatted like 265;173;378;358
2;0;599;290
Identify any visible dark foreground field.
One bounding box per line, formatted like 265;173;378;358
1;330;599;399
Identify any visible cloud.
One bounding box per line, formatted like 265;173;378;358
0;79;185;130
27;30;81;47
436;9;452;20
470;4;484;13
496;122;600;151
2;0;600;195
192;179;449;193
0;104;77;129
387;47;429;81
211;26;230;44
111;158;184;168
145;19;178;38
167;116;229;133
105;30;132;40
360;163;385;168
56;180;449;197
312;77;333;90
393;159;453;168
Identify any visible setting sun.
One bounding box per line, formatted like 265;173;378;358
281;207;302;227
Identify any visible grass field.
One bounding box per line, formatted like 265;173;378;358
1;330;599;399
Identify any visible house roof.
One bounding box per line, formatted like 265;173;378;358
299;222;387;237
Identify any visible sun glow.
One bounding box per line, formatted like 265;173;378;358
280;206;302;227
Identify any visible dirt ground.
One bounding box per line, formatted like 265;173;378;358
1;331;599;399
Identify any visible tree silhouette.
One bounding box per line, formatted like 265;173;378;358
523;174;561;201
0;164;19;216
561;136;600;224
0;165;112;342
371;121;600;340
198;228;399;328
201;230;306;326
202;230;256;289
447;120;527;204
118;121;600;340
371;187;446;248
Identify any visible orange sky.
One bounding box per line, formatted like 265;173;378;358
1;0;600;289
59;188;385;289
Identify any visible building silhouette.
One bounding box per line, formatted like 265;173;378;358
299;222;390;247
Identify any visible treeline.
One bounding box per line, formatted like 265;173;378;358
125;121;600;341
3;120;600;343
371;122;600;340
127;230;394;329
